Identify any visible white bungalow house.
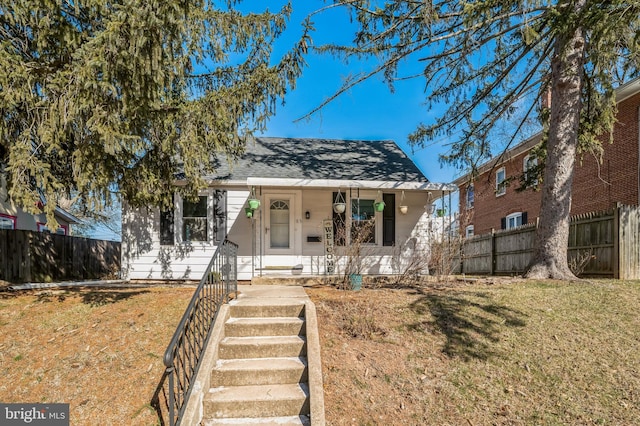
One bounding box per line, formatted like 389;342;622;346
121;137;456;281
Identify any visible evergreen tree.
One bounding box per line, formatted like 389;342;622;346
306;0;640;279
0;1;310;226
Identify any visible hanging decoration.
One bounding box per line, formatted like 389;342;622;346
333;190;346;214
399;190;408;214
374;190;385;212
247;186;260;210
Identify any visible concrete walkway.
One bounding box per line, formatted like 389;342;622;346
235;284;312;303
187;284;326;426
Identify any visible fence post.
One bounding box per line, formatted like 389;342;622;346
614;203;621;279
459;239;464;275
490;228;496;276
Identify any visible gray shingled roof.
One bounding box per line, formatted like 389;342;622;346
204;137;429;183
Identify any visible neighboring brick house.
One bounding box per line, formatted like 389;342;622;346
453;78;640;236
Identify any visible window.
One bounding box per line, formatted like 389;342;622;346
465;225;474;238
0;213;17;230
466;184;474;209
351;199;375;244
523;155;538;187
270;200;290;249
502;212;528;230
160;195;175;245
160;209;174;245
182;196;208;242
37;222;68;235
496;167;506;196
163;190;226;245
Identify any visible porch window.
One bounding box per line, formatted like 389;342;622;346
351;199;375;244
0;213;16;230
270;200;290;248
183;196;208;242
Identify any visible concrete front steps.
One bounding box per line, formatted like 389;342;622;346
203;297;315;425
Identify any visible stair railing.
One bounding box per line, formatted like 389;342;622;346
162;239;238;426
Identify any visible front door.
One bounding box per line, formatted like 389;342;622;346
264;192;298;255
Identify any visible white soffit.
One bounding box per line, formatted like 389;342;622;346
245;177;457;193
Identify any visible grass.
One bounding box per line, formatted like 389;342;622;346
0;285;193;425
307;279;640;425
1;279;639;425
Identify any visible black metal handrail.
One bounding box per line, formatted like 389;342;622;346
163;239;238;426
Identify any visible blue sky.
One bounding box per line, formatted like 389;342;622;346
94;1;468;241
251;1;463;185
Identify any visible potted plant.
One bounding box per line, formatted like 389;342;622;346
248;198;260;210
244;207;254;218
339;219;375;291
398;191;408;214
374;190;385;212
248;187;260;210
333;191;346;214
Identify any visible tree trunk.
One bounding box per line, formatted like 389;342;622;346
525;9;586;280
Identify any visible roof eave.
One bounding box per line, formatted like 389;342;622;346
54;207;81;224
246;177;457;193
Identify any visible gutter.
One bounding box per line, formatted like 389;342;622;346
245;177;458;193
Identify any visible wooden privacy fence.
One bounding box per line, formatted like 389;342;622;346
0;230;121;284
454;204;640;279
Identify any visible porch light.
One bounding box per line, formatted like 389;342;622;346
305;211;310;220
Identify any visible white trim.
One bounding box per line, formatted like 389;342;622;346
0;213;17;230
262;190;301;256
465;224;474;238
54;207;80;224
246;177;457;192
505;212;523;229
175;191;214;245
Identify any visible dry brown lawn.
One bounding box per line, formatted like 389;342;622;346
0;285;193;425
307;278;640;426
1;279;640;425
